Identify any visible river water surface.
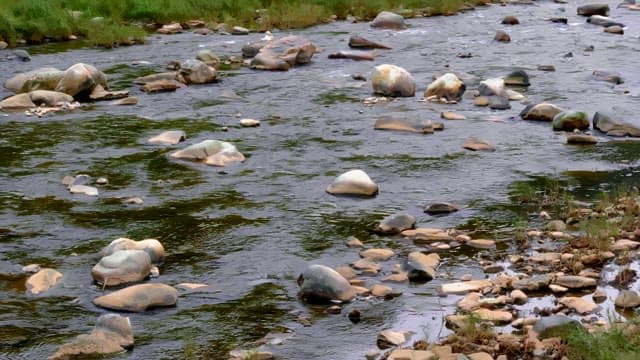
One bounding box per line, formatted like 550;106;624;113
1;1;640;359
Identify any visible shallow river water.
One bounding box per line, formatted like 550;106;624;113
1;1;640;359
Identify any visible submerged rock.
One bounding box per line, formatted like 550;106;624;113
376;213;415;235
196;49;220;67
587;15;624;27
494;30;510;42
326;169;378;197
177;59;216;84
99;238;165;264
503;69;530;86
55;63;108;98
4;67;64;94
424;202;459;214
593;112;640;137
328;50;376;61
567;134;598;144
463;137;495;152
592;70;623;84
348;35;391;49
298;264;356;303
520;102;564;121
171;140;245;166
91;250;152;286
371;64;415;97
374;117;434;133
148;130;186;145
69;184;99;196
424;73;466;101
377;330;410;349
552;111;590;131
141;79;184;93
26;268;63;295
250;36;317;71
370;11;406;29
560;296;598;314
49;313;134;360
93;283;178;312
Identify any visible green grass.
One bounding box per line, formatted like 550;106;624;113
0;0;490;47
563;321;640;360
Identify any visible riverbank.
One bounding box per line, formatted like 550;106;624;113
0;0;490;47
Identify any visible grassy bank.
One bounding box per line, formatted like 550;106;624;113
0;0;490;47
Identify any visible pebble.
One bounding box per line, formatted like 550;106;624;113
125;197;144;205
239;118;260;127
345;236;363;247
441;111;466;120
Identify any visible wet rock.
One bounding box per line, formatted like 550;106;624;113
567;134;598;144
89;85;128;101
593;112;640;136
49;313;133;360
403;228;452;242
141;79;184;93
478;78;506;97
148;130;186;145
494;30;510;42
177;59;216;84
370;11;406;29
231;26;250;35
69;185;99;196
578;4;610;16
469;353;493;360
91;250;152;286
157;22;183;34
549;284;568;293
439;279;492;295
134;72;177;85
593;70;623;84
467;239;496;249
93;283;178;312
298;264;356;303
560;296;598;314
546;220;566;232
55;63;108;98
424;202;459;215
377;330;410;349
239;118;260;127
374;117;434;133
345;236;363;247
463;138;495;152
371;64;415;97
504;69;530;86
441;111;466;120
612;239;640;251
12;49;31;61
388;349;435;360
552;111;589;131
538;65;556;71
242;41;266;58
326;169;378;197
592;289;607;303
488;95;510;110
352;258;380;274
424;73;466;102
587;15;623;27
196;50;220;67
99;238;164;265
474;308;513;324
511;289;528;304
533;315;582;339
512;275;552;291
0;93;35;109
615;290;640;308
406;252;439;282
376;213;415;235
26;268;63;295
520;102;564;121
604;25;624;34
474;96;489;106
125;197;144;205
458;292;482;311
348;35;391;49
502;16;520;25
361;248;394;261
328;50;376;61
4;67;64;94
371;284;393;297
250;36;317;71
171;140;245;166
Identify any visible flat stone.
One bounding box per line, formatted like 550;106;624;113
229;349;273;360
383;272;409;283
377;330;410;349
439;279;492;295
371;284;393;297
374;117;434;133
111;97;138;106
549;284;568;293
554;275;597;289
560;297;598;314
425;202;459;214
345;236;363;247
469;353;493;360
69;185;99;196
441;111;466;120
463;138;495;152
360;248;394;261
93;283;178;312
467;239;496;249
148;130;186;145
612;239;640;251
473;308;513;323
26;268;63;295
351;258;380;274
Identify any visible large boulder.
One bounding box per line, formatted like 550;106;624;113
99;238;165;264
552;111;590;131
171;140;245;166
93;283;178;312
55;63;108;98
250;36;317;71
424;73;466;101
371;64;415;97
49;314;134;360
578;4;610;16
4;67;64;94
593;112;640;137
91;250;152;286
370;11;406;29
326;169;378;197
177;59;216;84
520;102;564;121
298;264;356;303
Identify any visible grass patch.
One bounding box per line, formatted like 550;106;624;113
563;321;640;360
0;0;491;47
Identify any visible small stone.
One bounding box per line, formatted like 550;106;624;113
95;177;108;186
604;25;623;34
458;292;482;311
549;284;568;293
22;264;41;273
348;309;361;323
326;305;342;314
473;308;513;323
494;30;511;42
388;349;436;360
377;330;410;349
474;96;489;106
376;213;415;235
231;26;250;35
125;197;144;205
467;239;496;249
483;263;503;273
567;134;598;144
511;289;528;304
502;16;519;25
26;268;63;295
441;111;466;120
469;352;493;360
327;169;378;197
371;284;393;297
538;65;556;72
229;349;273;360
345;236;363;247
111;97;138;106
360;248;394;261
239;118;260;127
463;138;495;152
69;185;99;196
424;202;459;214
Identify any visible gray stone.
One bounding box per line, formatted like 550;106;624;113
520;102;564;122
593;70;623;84
148;130;186;145
196;50;220;67
489;95;511;110
298;264;356;303
512;275;552;291
370;11;406;29
4;67;64;94
376;213;415;235
55;63;108;97
587;15;623;27
177;59;216;84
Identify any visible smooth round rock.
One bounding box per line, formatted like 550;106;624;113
91;250;152;286
55;63;108;97
520;102;564;121
615;290;640;308
298;264;356;303
99;238;165;264
406;252;439;282
326;169;378;197
552;111;590;131
370;11;406;29
4;67;64;94
424;73;466;101
424;202;459;215
177;59;216;84
502;16;519;25
375;213;415;235
371;64;415;97
148;130;186;145
93;283;178;312
604;25;624;34
494;30;510;42
26;268;63;295
239;118;260;127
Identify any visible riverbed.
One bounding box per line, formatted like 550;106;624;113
1;1;640;359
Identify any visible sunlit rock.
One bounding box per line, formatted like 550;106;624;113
148;130;186;145
171;140;245;167
406;252;439;282
371;64;415;97
26;268;63;295
424;73;466;101
370;11;406;29
375;213;415;235
55;63;108;98
93;283;178;312
298;264;356;303
91;250;152;286
374;116;433;133
177;59;216;84
326;169;378;197
99;238;165;264
520;102;564;121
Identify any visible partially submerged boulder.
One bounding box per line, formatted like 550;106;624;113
0;90;74;110
587;15;624;27
91;250;152;286
171;140;245;166
371;64;415;97
148;130;187;145
376;213;415;235
99;238;165;264
520;103;564;121
406;252;439;282
55;63;108;98
326;169;378;197
4;67;64;94
503;69;530;86
26;268;63;295
250;36;317;71
348;35;391;49
424;73;466;101
93;283;178;312
370;11;406;30
593;112;640;137
177;59;216;84
298;264;356;303
552;111;590;131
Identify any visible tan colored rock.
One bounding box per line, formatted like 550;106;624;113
99;238;165;264
360;248;394;261
511;289;528;304
473;308;513;323
463;138;495;152
612;239;640;251
388;349;436;360
326;169;378;197
560;297;598;314
439;279;492;295
467;239;496;249
469;352;493;360
549;284;568;293
458;292;482;311
351;259;380;274
335;266;357;280
345;236;363;247
371;64;415;97
26;268;63;295
93;283;178;312
383;272;408;283
441;111;466;120
554;275;597;289
377;330;410;349
371;284;393;297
